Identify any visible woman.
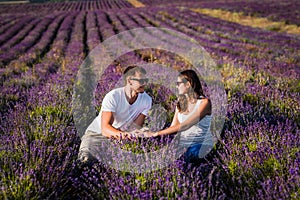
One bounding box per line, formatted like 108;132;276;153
149;69;213;162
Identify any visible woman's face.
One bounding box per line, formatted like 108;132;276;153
176;76;188;95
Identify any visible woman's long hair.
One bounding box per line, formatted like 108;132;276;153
177;70;205;112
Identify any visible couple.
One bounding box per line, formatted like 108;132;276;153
78;65;212;164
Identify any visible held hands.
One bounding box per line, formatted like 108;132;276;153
112;128;160;139
147;131;159;137
131;128;159;138
140;131;156;138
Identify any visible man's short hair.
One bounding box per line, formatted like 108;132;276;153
123;65;146;81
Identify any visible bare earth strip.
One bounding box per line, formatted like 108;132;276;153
127;0;145;8
191;8;300;35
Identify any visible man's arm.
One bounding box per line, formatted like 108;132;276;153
101;111;129;139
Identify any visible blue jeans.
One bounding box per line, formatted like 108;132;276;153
183;144;202;163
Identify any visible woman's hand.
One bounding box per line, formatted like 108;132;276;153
130;129;158;138
143;131;156;138
143;131;160;138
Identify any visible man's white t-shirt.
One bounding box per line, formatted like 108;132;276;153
86;87;152;134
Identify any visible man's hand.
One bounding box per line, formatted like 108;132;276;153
111;132;134;140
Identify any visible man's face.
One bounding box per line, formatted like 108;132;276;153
128;72;148;93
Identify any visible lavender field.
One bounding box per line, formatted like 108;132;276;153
0;0;299;199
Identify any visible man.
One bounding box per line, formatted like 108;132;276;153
78;65;152;164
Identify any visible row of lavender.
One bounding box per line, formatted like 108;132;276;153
138;0;201;6
139;0;300;27
2;5;298;118
182;0;300;26
0;0;132;14
0;2;299;199
132;6;300;78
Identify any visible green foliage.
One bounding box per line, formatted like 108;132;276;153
30;105;65;122
246;141;257;152
261;157;281;176
228;160;238;176
220;62;253;97
1;174;37;200
243;93;260;105
288;147;300;160
135;174;148;190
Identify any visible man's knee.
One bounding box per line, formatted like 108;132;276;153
78;130;101;165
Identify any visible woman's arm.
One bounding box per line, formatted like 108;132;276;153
154;99;211;137
170;108;180;127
